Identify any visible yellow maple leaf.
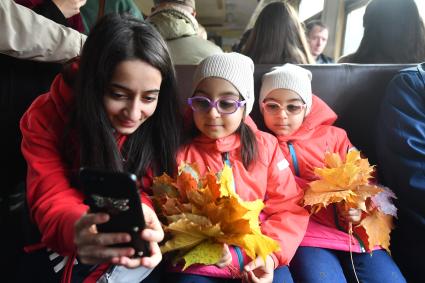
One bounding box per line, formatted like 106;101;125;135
358;210;393;253
303;187;356;213
324;152;342;168
155;163;280;269
304;150;393;253
218;164;236;197
351;185;383;211
305;150;377;213
222;230;280;262
161;217;223;254
182;241;223;270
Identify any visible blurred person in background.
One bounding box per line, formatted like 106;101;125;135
338;0;425;63
305;20;334;64
242;1;314;64
148;0;222;65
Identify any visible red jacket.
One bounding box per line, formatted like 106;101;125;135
177;118;309;268
20;72;153;281
276;95;370;252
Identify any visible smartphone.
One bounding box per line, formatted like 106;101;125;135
79;167;150;257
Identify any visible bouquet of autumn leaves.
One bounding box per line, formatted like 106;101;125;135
150;163;280;271
303;149;397;253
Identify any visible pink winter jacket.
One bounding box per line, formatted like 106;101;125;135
173;117;309;278
277;95;372;253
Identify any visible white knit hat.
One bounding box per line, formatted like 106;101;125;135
192;52;255;116
259;64;313;115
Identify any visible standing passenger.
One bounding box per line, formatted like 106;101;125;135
80;0;144;34
0;0;86;62
148;0;222;65
165;53;309;283
20;14;180;283
242;2;314;64
259;63;406;283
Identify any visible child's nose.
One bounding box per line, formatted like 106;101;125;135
206;105;221;117
277;108;289;118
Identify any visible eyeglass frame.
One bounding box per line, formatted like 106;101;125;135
262;100;307;115
187;96;247;115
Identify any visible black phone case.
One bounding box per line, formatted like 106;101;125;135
80;168;150;257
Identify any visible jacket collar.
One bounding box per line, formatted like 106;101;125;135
191;116;258;153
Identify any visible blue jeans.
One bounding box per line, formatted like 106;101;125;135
289;247;406;283
164;265;293;283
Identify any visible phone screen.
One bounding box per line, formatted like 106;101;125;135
80;168;150;257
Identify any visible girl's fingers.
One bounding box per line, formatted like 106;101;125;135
75;213;109;232
117;240;162;269
79;232;131;247
139;241;162;269
142;204;165;242
78;246;134;264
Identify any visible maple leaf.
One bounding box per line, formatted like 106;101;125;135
161;217;223;254
203;170;221;201
222;230;280;262
357;210;393;253
304;150;394;253
304;150;378;213
218;164;236;197
351;185;383;212
182;241;223;270
303;187;356;213
155;163;280;269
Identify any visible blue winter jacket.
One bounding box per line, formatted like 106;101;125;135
376;63;425;228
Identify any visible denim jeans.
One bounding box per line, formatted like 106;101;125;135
289;247;406;283
164;265;293;283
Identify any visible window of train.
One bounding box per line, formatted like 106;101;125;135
343;0;425;56
416;0;425;20
342;6;366;56
298;0;324;21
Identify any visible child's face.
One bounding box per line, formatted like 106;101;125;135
192;77;245;140
103;59;161;135
262;89;306;136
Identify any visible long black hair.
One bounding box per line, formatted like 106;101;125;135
74;13;180;178
347;0;425;63
243;2;313;64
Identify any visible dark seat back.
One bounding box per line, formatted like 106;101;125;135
175;63;414;164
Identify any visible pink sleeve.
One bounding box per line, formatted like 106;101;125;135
260;141;309;266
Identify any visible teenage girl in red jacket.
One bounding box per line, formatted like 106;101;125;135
20;14;180;283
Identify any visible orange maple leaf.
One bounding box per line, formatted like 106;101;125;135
304;150;393;253
304;150;378;213
356;210;393;253
154;163;280;269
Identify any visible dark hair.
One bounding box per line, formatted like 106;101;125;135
347;0;425;63
242;2;314;64
74;13;180;178
305;20;327;35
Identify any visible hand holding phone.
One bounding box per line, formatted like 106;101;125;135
79;168;150;257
